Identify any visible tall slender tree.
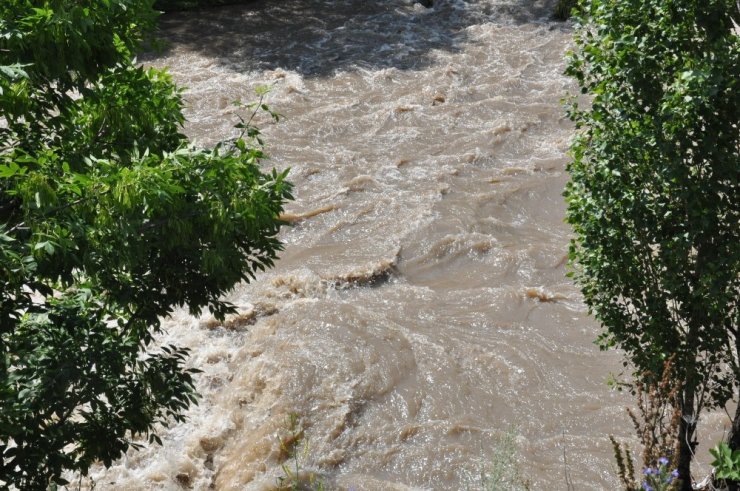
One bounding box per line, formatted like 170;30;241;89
564;0;739;488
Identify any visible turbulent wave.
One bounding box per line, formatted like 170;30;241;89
79;0;714;489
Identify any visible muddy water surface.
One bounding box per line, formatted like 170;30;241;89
89;0;693;488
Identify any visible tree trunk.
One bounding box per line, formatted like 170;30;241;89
677;388;697;491
725;376;740;490
729;399;740;450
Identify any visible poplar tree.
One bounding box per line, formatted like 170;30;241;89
564;0;739;488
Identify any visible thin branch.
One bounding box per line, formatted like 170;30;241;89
7;194;98;235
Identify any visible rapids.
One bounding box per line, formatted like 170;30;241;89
87;0;730;489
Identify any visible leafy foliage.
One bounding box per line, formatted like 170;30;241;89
0;0;291;488
710;442;740;483
564;0;739;486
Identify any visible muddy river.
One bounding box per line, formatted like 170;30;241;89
87;0;730;489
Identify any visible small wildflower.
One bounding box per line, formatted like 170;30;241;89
641;461;679;491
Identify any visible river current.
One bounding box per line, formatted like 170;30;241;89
87;0;728;489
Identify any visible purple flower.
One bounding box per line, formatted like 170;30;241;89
658;457;669;466
642;482;654;491
672;469;679;477
644;468;654;475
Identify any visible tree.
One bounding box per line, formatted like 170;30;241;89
0;1;292;488
564;0;739;488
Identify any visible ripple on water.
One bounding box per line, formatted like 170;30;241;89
82;0;719;490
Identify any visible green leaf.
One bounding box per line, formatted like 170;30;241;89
0;0;291;487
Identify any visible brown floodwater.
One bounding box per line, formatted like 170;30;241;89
88;0;729;489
